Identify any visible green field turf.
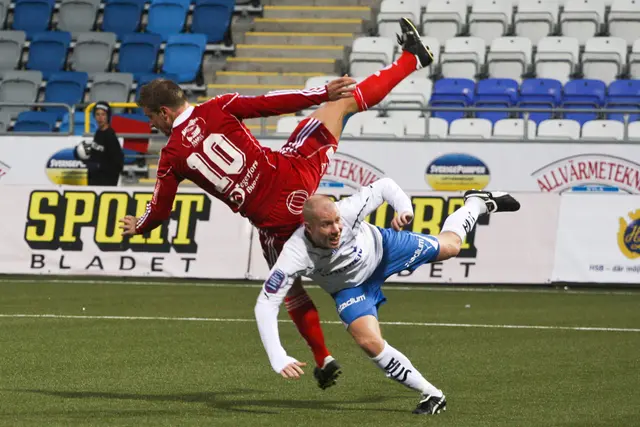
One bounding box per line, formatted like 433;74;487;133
1;278;639;427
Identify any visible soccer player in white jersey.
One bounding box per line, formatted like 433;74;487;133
254;178;520;415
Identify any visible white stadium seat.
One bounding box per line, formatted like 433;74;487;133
405;117;450;137
561;0;605;45
276;116;306;135
469;0;513;44
378;0;422;39
441;37;486;79
304;76;337;89
349;37;395;77
422;0;468;45
608;0;640;45
383;77;433;111
493;118;537;139
582;37;627;85
581;119;624;140
535;36;579;84
386;109;424;120
627;121;640;139
487;37;533;82
394;37;441;78
628;39;640;79
360;117;405;138
537;119;581;139
448;118;493;138
342;110;380;137
514;0;559;45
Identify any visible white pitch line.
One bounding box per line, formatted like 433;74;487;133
0;278;638;296
1;313;638;333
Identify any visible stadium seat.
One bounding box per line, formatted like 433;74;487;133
606;79;640;122
276;116;305;135
0;112;11;132
12;0;54;39
0;31;26;72
360;117;404;138
430;78;475;123
192;0;234;44
627;120;640;139
43;71;88;119
582;37;627;85
560;0;605;45
378;0;421;39
57;0;100;33
448;118;493;138
147;0;188;42
13;111;57;132
440;37;486;80
514;0;559;44
422;0;467;44
608;0;640;45
162;34;207;83
562;79;606;124
0;0;9;30
493;118;537;138
26;31;71;79
384;77;432;112
133;72;178;112
474;78;519;123
405;117;449;138
305;76;337;90
535;37;579;84
342;110;380;137
117;33;162;81
70;32;116;75
581;119;624;140
102;0;145;40
349;37;395;77
536;118;581;139
116;113;149;122
469;0;512;44
519;78;563;124
487;37;532;82
89;72;133;103
0;71;42;118
59;111;97;135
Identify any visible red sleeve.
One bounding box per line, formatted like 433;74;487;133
215;86;329;119
135;152;181;234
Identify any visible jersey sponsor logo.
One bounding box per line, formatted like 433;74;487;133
425;153;490;191
321;152;384;189
182;117;206;147
265;269;286;294
317;246;363;277
286;190;309;215
618;209;640;259
337;294;366;314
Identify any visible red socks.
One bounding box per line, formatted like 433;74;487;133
285;291;331;367
353;51;418;111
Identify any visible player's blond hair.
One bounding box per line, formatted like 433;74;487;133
137;79;188;113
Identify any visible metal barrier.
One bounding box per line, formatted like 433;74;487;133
0;102;74;136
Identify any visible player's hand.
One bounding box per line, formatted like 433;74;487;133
280;359;307;379
391;211;414;231
119;215;139;236
326;75;356;101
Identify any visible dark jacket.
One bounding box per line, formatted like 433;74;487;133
85;127;124;186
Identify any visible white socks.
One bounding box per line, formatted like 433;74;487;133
371;341;443;397
441;197;487;242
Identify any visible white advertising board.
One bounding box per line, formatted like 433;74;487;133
552;194;640;283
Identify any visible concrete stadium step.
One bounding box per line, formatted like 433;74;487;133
235;44;346;59
207;84;305;97
262;0;381;6
263;5;372;20
213;71;323;86
242;31;356;46
225;57;340;74
253;18;367;33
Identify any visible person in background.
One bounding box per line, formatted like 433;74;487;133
75;101;124;186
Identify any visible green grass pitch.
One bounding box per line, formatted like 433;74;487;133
1;278;639;427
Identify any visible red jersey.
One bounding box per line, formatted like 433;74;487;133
136;87;329;234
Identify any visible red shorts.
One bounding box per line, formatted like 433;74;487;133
258;117;338;267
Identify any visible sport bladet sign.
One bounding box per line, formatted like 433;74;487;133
0;185;559;284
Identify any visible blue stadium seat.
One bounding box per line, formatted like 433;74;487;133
519;78;562;124
102;0;145;41
147;0;188;42
606;80;640;123
562;79;606;125
118;33;163;81
44;72;89;119
429;78;475;123
474;78;519;124
161;34;206;83
191;0;233;43
59;111;97;135
13;111;58;132
12;0;55;40
116;113;149;122
26;31;72;79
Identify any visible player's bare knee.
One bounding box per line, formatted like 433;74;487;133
436;233;462;261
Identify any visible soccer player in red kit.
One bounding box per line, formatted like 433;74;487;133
120;18;433;389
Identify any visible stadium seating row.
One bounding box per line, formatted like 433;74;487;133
0;0;233;43
4;110;148;133
277;115;640;140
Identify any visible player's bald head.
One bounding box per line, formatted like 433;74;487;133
303;195;336;223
